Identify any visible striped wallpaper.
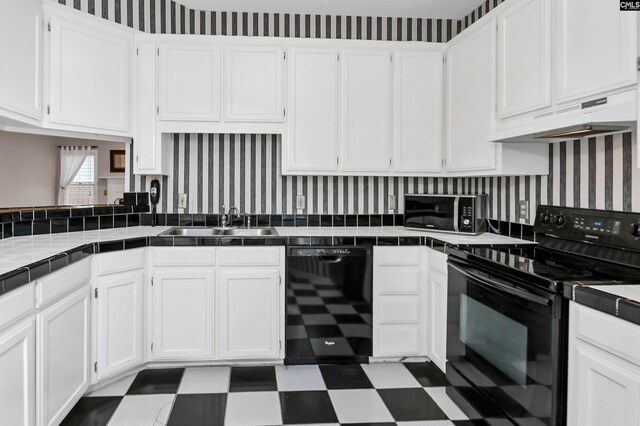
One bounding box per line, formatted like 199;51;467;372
64;0;639;224
127;131;640;224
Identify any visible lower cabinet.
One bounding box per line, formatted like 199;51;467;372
151;269;214;360
0;320;36;426
426;249;448;372
373;246;427;357
36;285;91;426
95;270;144;380
217;268;281;360
568;302;640;426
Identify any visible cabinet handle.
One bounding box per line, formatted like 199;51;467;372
136;155;138;163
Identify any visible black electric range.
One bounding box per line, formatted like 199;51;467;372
446;205;640;426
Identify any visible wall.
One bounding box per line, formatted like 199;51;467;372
0;130;125;208
63;0;640;223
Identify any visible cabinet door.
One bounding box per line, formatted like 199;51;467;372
446;20;496;172
340;49;392;172
96;270;144;380
217;268;280;360
224;46;284;122
285;47;339;172
134;36;158;173
496;0;551;118
48;12;131;133
555;0;637;103
159;42;221;121
0;0;41;121
0;320;35;426
568;343;640;426
393;50;443;173
37;286;91;426
152;270;214;360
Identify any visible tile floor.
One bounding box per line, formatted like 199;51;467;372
61;362;477;426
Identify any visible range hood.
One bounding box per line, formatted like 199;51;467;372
489;89;636;143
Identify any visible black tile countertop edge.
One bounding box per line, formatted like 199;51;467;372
0;234;536;298
566;283;640;327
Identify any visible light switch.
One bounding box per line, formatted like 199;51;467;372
178;193;187;209
296;195;306;210
388;195;397;211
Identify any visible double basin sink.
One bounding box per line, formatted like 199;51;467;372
159;226;278;237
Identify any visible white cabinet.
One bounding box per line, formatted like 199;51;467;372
95;270;144;380
158;41;221;121
340;49;392;173
568;303;640;426
446;18;496;172
0;320;36;426
151;269;214;360
217;269;281;360
373;246;427;358
555;0;637;104
0;0;42;123
496;0;551;118
392;50;443;173
36;285;91;426
223;46;284;122
426;249;448;373
46;6;132;134
285;47;339;173
134;35;159;174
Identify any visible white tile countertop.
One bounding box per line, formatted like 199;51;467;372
0;226;534;276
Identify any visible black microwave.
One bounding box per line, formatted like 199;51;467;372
404;194;487;235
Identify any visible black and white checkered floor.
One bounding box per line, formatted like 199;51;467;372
61;362;478;426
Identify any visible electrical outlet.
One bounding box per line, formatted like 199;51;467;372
388;195;397;211
519;200;529;220
296;195;306;210
178;193;188;209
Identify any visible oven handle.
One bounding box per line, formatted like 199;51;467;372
449;263;551;307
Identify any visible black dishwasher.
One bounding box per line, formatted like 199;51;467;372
285;246;373;365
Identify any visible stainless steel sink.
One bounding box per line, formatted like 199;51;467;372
159;227;223;237
222;227;278;236
159;226;278;237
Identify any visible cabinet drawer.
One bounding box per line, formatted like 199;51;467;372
428;249;448;274
377;267;421;294
377;296;419;324
37;259;91;308
153;248;216;267
98;248;145;275
375;246;421;266
218;247;281;266
0;282;35;331
574;303;640;366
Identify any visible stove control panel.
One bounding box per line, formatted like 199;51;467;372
534;205;640;249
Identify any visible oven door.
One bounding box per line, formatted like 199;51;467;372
446;259;567;426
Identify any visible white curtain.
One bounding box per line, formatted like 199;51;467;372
58;146;90;205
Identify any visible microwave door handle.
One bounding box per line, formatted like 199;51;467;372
453;197;460;232
449;264;551;307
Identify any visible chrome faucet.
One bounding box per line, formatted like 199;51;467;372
221;205;240;228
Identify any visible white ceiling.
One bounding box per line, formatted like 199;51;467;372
176;0;483;20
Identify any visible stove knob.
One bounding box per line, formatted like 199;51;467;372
555;215;566;227
631;223;640;238
539;213;551;224
463;219;471;226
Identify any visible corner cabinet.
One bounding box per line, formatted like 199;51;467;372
0;320;36;426
340;49;392;173
44;6;133;135
284;46;340;173
555;0;638;104
0;0;42;124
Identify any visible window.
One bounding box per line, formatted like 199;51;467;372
66;152;96;205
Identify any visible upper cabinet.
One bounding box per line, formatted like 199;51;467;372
285;47;340;172
446;19;497;172
134;35;160;174
45;6;133;135
392;49;443;173
340;49;392;173
223;46;284;122
555;0;637;104
0;0;42;124
496;0;551;118
158;41;221;121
